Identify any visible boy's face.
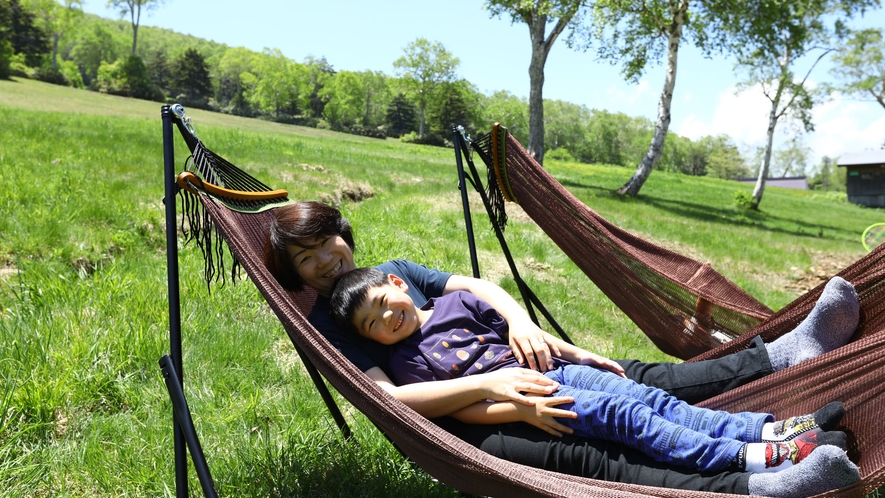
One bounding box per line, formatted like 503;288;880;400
351;275;420;345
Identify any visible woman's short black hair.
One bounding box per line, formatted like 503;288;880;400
263;201;354;291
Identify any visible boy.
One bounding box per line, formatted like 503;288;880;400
329;268;855;486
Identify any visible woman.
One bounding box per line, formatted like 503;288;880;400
263;201;860;495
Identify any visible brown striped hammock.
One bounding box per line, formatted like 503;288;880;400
170;112;885;496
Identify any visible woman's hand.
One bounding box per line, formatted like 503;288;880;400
443;275;560;372
574;350;627;378
508;321;561;372
478;368;561;405
516;395;577;436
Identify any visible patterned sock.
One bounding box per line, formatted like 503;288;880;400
736;430;842;473
747;445;859;498
760;402;845;442
767;277;859;371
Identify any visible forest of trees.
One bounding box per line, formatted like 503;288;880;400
1;0;868;188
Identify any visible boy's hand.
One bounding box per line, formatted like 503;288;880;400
508;322;560;372
479;368;560;405
575;351;627;378
517;395;577;436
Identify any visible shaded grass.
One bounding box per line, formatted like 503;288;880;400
1;79;882;496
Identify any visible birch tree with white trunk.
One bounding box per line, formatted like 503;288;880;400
727;0;875;209
572;0;741;196
487;0;584;165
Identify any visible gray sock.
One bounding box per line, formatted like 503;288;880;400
767;277;859;371
747;445;859;498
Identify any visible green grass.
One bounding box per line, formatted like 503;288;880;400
0;77;881;496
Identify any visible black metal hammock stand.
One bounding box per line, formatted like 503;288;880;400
159;104;351;498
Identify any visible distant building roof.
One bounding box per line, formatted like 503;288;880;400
838;150;885;167
735;176;808;190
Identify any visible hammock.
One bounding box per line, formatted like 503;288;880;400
462;124;778;360
457;123;885;495
161;107;885;497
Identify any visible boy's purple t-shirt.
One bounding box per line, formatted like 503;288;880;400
308;260;451;376
390;291;568;386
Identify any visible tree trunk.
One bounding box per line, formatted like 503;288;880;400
873;88;885;111
364;89;371;125
419;102;425;138
617;0;687;196
130;2;141;55
51;34;59;70
527;13;549;164
751;99;780;209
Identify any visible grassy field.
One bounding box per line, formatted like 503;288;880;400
0;77;881;496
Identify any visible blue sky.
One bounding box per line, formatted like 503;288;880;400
83;0;885;166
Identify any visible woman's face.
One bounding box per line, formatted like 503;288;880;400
286;235;356;296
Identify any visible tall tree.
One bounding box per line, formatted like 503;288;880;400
355;70;389;127
107;0;162;55
700;135;752;180
393;38;459;138
428;79;481;134
320;70;364;127
302;55;335;118
577;0;737;195
4;0;49;67
544;98;590;154
487;0;583;164
241;48;306;117
479;90;529;144
385;92;417;137
70;22;119;87
215;46;254;111
829;28;885;111
0;0;12;78
169;47;211;104
26;0;81;70
728;0;874;209
772;137;812;178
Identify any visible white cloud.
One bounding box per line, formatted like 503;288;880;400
677;85;885;161
809;95;885;159
605;79;654;108
677;114;709;140
677;84;770;144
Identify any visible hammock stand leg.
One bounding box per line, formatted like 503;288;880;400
159;355;218;498
162;105;190;498
291;342;352;439
452;129;574;345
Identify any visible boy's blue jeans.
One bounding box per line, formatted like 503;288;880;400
544;364;772;472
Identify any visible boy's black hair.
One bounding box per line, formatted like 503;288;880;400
329;267;391;335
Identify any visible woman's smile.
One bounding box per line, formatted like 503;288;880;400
322;260;343;279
